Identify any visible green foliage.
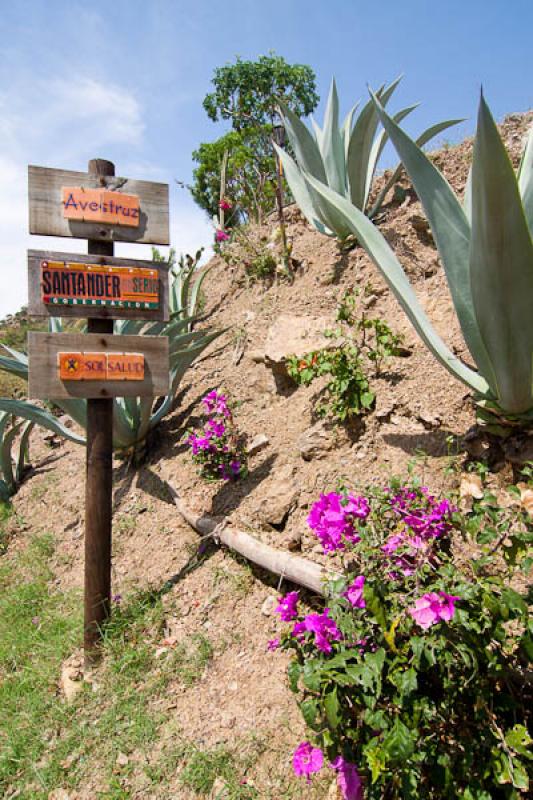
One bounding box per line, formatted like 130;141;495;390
276;76;461;241
202;52;318;130
280;474;532;798
192;53;318;225
191;128;278;224
180;745;258;798
287;290;403;422
219;225;283;283
303;94;533;427
0;256;222;466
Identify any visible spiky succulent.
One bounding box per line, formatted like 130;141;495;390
299;93;533;426
275;76;461;242
0;257;222;470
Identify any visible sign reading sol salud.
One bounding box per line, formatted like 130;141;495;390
58;352;145;382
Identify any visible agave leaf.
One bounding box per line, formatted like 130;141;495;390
310;117;324;153
0;355;28;380
463;165;473;223
370;93;497;392
347;76;402;209
0;413;14;493
279;103;326;182
274;145;329;235
1;418;26;493
341;102;360;159
321;78;346;194
469;95;533;414
1;345;28;365
305;173;490;396
112;400;139;448
16;421;34;484
518;127;533;236
188;265;213;319
364;103;420;212
0;398;85;444
368;117;464;219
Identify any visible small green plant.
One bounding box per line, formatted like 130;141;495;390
287;291;403;422
271;472;532;798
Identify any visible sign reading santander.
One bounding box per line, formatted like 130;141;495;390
62;187;140;227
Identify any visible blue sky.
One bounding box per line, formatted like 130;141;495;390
0;0;531;316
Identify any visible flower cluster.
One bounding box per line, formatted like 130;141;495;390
293;744;362;799
215;229;229;243
186;390;247;481
218;197;232;211
408;591;460;630
307;492;370;552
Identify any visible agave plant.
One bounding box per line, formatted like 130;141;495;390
296;93;533;427
275;76;462;243
0;258;222;467
0;400;84;500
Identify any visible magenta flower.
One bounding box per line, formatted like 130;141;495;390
330;757;363;800
293;741;323;782
203;390;230;418
267;637;280;651
408;591;460;629
218;198;232;210
308;492;367;553
293;608;342;653
206;418;226;438
275;591;299;621
215;229;229;242
343;576;366;608
382;534;403;554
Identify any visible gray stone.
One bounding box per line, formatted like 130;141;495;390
256;466;299;526
298;422;335;461
264;314;332;392
247;434;269;456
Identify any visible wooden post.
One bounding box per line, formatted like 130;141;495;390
84;158;115;663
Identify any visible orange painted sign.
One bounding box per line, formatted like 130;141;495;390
58;352;145;381
41;260;159;310
62;186;140;227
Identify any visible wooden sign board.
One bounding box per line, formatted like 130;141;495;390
28;332;169;399
28;165;169;244
28;250;169;321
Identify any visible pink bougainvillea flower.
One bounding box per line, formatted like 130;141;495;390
267;637;280;651
292;608;342;653
202;390;230;418
218;198;232;210
275;591;299;622
343;576;366;609
215;229;229;242
330;756;364;800
307;492;367;553
382;534;404;554
293;741;323;782
408;591;460;629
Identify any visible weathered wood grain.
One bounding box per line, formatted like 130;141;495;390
28;165;170;244
28;332;169;399
28;250;169;321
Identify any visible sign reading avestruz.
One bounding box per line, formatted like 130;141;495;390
28;165;169;245
28;250;169;321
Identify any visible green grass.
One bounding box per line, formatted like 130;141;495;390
0;538;219;799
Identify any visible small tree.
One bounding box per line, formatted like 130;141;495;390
189;53;319;225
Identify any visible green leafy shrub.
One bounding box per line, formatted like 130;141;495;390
271;473;532;798
287;291;403;422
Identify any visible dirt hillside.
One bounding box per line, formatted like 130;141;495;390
4;109;532;799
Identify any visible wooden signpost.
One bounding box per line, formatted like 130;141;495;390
27;158;171;663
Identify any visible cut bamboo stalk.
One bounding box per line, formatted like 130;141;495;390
165;480;340;596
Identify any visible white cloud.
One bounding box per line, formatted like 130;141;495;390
0;75;146;319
